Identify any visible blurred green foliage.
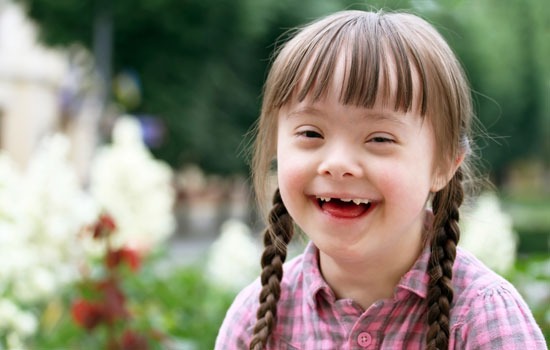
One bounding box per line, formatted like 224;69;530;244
18;0;550;179
502;195;550;254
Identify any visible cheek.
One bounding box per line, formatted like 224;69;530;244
377;166;407;198
277;153;307;192
377;164;432;205
276;156;310;222
276;139;305;189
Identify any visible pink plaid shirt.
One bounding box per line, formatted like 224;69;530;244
216;242;546;349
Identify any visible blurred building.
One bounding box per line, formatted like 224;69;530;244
0;2;101;181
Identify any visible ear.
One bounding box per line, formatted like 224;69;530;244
431;152;465;192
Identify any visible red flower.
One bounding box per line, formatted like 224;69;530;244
120;248;141;271
71;299;104;330
97;279;128;324
93;213;117;239
121;330;149;350
106;250;123;270
106;248;141;272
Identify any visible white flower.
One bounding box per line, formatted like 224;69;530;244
89;116;176;253
112;116;145;148
0;154;26;289
206;219;261;291
0;298;37;348
0;299;19;330
460;192;518;275
11;311;37;337
12;267;57;303
0;135;96;343
14;134;97;300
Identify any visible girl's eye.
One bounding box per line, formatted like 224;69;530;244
298;130;323;138
370;136;394;143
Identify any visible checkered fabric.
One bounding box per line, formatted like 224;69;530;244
216;242;547;349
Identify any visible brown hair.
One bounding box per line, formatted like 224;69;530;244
250;10;473;350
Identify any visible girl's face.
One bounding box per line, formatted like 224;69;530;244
276;79;446;264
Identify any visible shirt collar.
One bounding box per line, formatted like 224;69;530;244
302;241;335;308
301;241;431;308
395;243;430;299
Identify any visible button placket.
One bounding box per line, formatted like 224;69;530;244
350;302;383;349
357;331;372;348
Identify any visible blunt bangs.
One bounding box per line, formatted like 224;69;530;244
267;11;429;116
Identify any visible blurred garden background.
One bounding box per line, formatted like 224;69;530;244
0;0;548;348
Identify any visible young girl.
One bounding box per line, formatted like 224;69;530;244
216;10;546;350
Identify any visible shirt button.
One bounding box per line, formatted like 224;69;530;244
357;332;372;348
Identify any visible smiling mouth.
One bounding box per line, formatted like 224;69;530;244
315;197;373;218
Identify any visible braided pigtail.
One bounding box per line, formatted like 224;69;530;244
249;189;294;350
426;168;464;350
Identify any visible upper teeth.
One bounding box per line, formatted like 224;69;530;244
317;197;370;205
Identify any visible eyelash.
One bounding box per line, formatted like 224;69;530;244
297;130;323;138
369;136;394;143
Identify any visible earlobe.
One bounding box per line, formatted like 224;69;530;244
430;175;448;193
431;153;465;192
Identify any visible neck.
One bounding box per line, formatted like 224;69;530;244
318;236;424;310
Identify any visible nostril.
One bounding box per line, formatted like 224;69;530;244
317;147;364;178
318;163;362;178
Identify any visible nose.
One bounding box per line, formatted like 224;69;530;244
317;143;365;179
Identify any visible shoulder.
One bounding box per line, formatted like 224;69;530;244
214;278;260;349
450;247;547;349
214;253;306;349
452;246;507;293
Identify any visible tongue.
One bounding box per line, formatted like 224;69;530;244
321;200;368;218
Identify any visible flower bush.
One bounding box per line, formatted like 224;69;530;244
88;116;176;254
0;115;176;349
71;213;153;350
0;135;96;349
